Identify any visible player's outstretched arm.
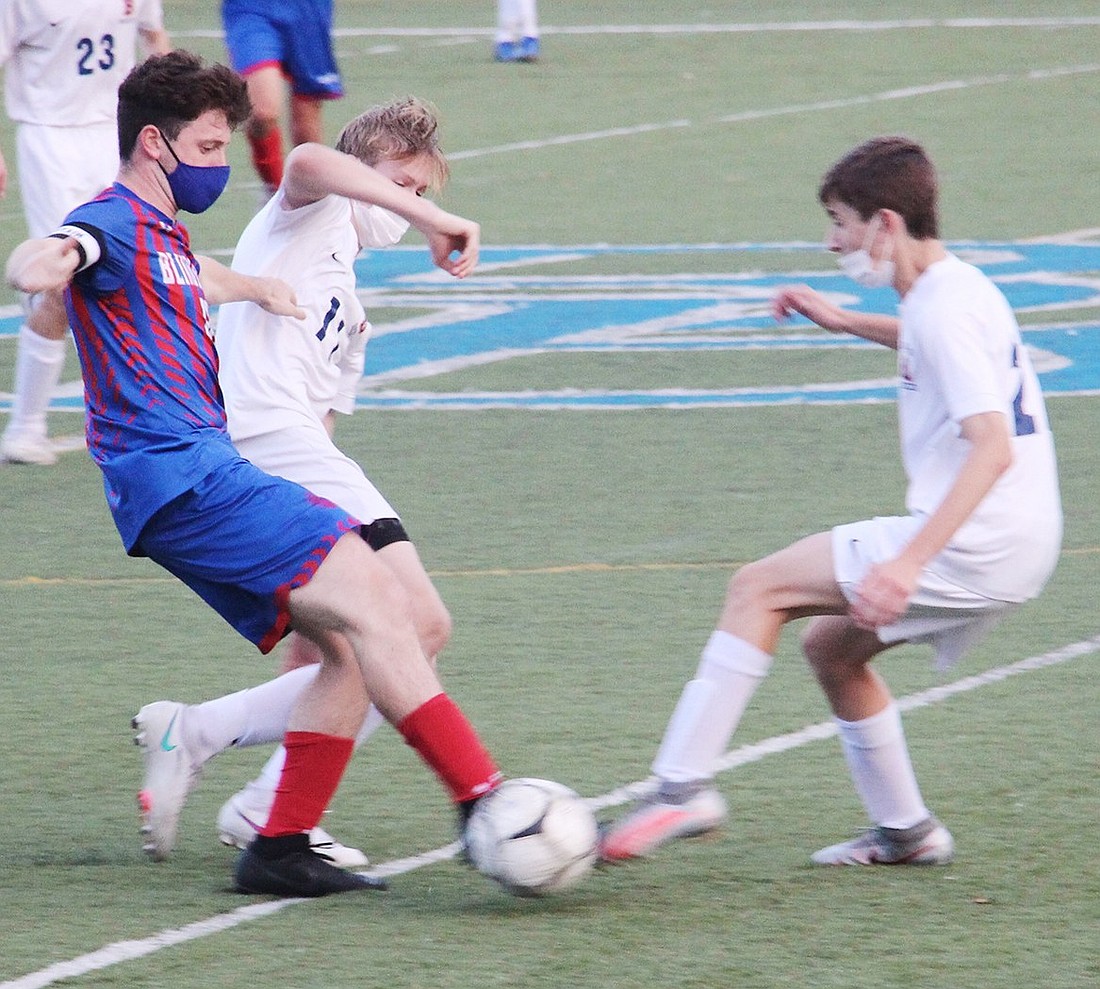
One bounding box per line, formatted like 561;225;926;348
196;255;306;319
5;237;82;294
421;212;479;279
282;143;480;278
773;284;900;348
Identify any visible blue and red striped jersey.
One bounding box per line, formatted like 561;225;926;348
64;183;240;552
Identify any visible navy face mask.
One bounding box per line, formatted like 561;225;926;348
159;134;231;214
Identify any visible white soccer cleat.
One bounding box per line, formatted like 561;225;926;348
132;701;203;861
217;793;369;869
1;431;57;465
599;784;727;862
811;817;955;866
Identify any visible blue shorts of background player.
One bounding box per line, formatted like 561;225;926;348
222;0;342;193
136;456;359;654
222;0;343;99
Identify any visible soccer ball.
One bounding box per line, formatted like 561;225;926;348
465;777;599;897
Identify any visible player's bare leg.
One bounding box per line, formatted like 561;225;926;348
218;540;452;864
234;533;500;895
801;615;952;865
601;533;848;861
289;93;325;146
279;539;451;674
242;66;286;193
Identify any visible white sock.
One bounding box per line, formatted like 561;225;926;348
835;702;930;830
4;324;66;441
238;704;387;819
652;631;772;783
181;665;320;762
496;0;521;42
518;0;538;37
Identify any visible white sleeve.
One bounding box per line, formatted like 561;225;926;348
332;323;368;415
0;0;22;66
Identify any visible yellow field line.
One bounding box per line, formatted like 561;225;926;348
2;546;1096;588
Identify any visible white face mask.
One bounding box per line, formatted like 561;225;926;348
350;202;411;248
837;213;895;288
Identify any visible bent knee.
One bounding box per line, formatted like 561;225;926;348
724;559;774;614
800;616;881;680
801;618;837;668
418;605;453;663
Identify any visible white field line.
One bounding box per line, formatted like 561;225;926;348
448;63;1100;161
3;633;1098;989
172;18;1100;40
4;20;1097;983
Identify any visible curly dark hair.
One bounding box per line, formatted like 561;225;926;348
117;50;251;159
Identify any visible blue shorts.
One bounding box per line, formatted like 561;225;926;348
222;0;343;99
135;457;360;653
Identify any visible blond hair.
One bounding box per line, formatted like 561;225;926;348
335;97;449;190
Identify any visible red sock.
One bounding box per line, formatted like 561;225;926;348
397;694;502;802
248;126;285;189
260;731;354;837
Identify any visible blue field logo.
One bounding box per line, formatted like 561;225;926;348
351;241;1100;409
3;242;1098;411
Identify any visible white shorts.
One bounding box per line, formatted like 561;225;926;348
17;122;120;238
832;515;1017;671
234;422;398;525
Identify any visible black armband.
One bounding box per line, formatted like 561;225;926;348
360;517;410;551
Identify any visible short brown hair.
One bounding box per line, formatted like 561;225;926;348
818;136;939;239
117;50;250;159
335;97;449;190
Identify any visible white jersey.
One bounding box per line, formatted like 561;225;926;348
216;188;370;441
895;253;1062;602
0;0;163;126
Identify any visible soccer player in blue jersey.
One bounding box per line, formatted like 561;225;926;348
6;50;502;898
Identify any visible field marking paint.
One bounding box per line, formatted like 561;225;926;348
450;63;1100;161
174;18;1100;40
353;241;1100;408
4;633;1098;989
6;548;1100;589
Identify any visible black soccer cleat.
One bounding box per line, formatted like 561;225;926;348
234;833;387;897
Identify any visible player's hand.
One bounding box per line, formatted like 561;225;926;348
0;149;8;199
772;284;850;334
849;559;919;630
424;213;480;279
254;276;306;319
5;236;81;293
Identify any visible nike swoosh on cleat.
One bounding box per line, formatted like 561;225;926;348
159;711;179;751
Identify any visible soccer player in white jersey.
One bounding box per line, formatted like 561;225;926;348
0;0;169;464
133;97;460;867
601;136;1063;866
